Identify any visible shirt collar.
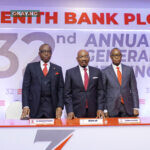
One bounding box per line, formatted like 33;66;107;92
112;63;122;70
40;60;50;68
40;60;50;65
79;65;89;71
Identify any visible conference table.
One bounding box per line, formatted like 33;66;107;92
0;117;150;150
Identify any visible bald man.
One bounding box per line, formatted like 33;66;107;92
64;50;105;119
21;43;64;119
102;48;139;117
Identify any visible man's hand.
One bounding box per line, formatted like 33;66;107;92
104;112;109;118
56;107;62;119
133;109;139;117
97;110;105;118
67;112;76;120
21;107;30;119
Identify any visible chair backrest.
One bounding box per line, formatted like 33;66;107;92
5;101;22;119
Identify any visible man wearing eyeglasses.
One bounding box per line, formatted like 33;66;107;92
102;48;139;117
64;49;105;119
21;43;64;119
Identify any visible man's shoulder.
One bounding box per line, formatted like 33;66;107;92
50;62;62;70
89;66;101;72
102;65;112;72
26;62;39;67
122;64;133;70
66;66;78;72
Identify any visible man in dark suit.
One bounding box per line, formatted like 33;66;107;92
21;44;64;119
102;48;139;117
64;50;105;119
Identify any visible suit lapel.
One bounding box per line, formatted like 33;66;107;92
87;66;93;89
48;63;55;80
121;64;126;86
36;62;43;84
76;66;85;90
109;65;120;86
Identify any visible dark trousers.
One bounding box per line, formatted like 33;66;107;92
36;96;55;118
81;108;89;118
110;103;133;117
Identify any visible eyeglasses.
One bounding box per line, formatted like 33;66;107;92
78;55;89;59
40;50;51;53
111;54;121;57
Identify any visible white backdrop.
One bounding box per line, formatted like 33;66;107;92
0;7;150;119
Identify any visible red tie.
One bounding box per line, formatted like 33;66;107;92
84;68;89;108
43;63;48;76
116;67;124;104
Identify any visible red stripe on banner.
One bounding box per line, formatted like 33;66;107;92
17;89;22;95
0;100;5;106
54;134;73;150
139;99;145;104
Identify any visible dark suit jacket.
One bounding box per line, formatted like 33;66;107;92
102;64;139;117
64;66;104;118
22;62;64;118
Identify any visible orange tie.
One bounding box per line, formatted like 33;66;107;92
43;63;48;76
116;67;124;104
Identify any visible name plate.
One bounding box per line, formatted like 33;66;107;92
29;119;54;125
80;119;103;125
118;118;140;124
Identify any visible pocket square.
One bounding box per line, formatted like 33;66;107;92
93;77;98;79
55;72;59;75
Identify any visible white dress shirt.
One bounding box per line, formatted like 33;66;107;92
40;60;50;71
112;63;122;77
79;65;89;84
